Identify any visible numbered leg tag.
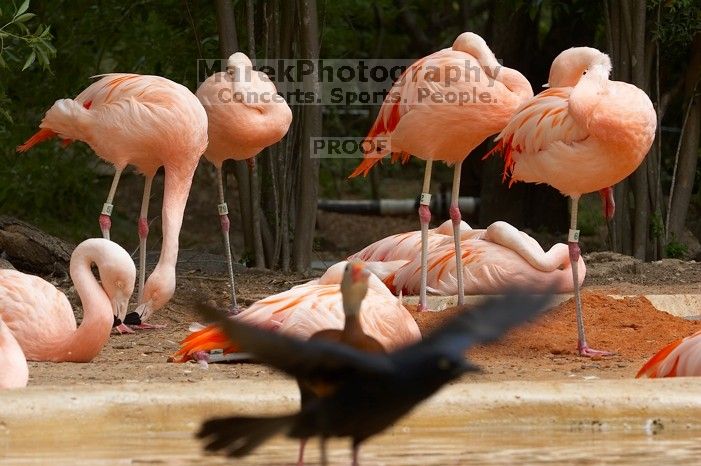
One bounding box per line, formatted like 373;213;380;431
218;203;229;215
420;193;432;206
101;203;114;216
568;229;580;242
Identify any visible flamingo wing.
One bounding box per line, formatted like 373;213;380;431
491;87;589;182
637;330;701;378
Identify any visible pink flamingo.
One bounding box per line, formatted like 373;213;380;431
350;32;533;311
351;220;585;296
490;47;656;356
0;238;135;362
196;53;292;311
0;319;28;389
637;330;701;378
18;74;208;331
173;260;421;363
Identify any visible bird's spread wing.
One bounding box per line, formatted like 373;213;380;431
491;88;588;180
391;290;553;362
194;302;394;380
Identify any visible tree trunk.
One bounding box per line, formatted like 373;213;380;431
667;36;701;242
629;0;649;260
292;0;321;272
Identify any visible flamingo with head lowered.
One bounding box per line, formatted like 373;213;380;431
18;74;208;332
0;238;135;363
489;47;656;356
350;32;533;311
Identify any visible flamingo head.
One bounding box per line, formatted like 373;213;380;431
547;47;612;88
340;260;370;317
96;254;136;323
133;267;175;322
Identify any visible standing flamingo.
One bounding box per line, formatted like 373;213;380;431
490;47;656;356
17;74;208;331
196;53;292;311
350;32;532;311
0;238;135;362
0;319;28;389
173;260;420;363
637;330;701;378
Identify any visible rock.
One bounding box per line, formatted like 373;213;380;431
0;216;74;276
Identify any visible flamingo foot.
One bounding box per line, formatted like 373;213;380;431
578;342;616;358
415;302;429;312
226;305;244;317
123;311;166;330
129;322;167;330
112;323;135;335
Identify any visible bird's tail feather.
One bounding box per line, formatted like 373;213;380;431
636;337;683;378
172;324;240;362
197;414;296;457
16;128;57;152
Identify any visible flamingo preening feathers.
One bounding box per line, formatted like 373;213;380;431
351;220;585;297
18;73;208;331
196;52;292;312
490;47;656;356
350;32;533;311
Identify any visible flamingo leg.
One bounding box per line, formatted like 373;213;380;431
121;176;165;331
137;175;153;304
569;195;614;357
450;162;465;306
418;159;433;312
296;438;307;466
99;168;123;240
216;166;241;314
351;441;360;466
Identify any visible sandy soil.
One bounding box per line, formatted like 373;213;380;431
25;251;701;387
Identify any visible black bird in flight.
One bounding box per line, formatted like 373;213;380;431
195;289;552;465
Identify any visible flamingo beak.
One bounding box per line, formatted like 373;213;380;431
541;83;550;88
133;300;155;322
112;290;130;322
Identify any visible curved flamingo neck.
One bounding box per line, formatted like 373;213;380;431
59;247;114;362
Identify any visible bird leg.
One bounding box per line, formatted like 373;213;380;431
296;438;307;466
598;187;615;220
99;168;123;240
569;196;614;357
418;159;433;312
319;437;328;466
137;176;153;305
351;441;360;466
450;162;465;306
216;166;242;315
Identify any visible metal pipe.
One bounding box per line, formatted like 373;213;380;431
317;195;479;216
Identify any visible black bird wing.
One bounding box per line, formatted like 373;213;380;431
194;302;394;381
391;290;553;364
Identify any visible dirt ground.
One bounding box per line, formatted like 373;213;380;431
25;243;701;387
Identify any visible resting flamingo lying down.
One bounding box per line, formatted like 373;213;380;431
0;319;28;389
173;261;421;362
351;220;586;296
637;330;701;378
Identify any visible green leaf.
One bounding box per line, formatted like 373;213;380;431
15;12;35;23
15;0;30;17
21;50;35;70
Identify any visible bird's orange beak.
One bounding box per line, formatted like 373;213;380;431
350;262;368;283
